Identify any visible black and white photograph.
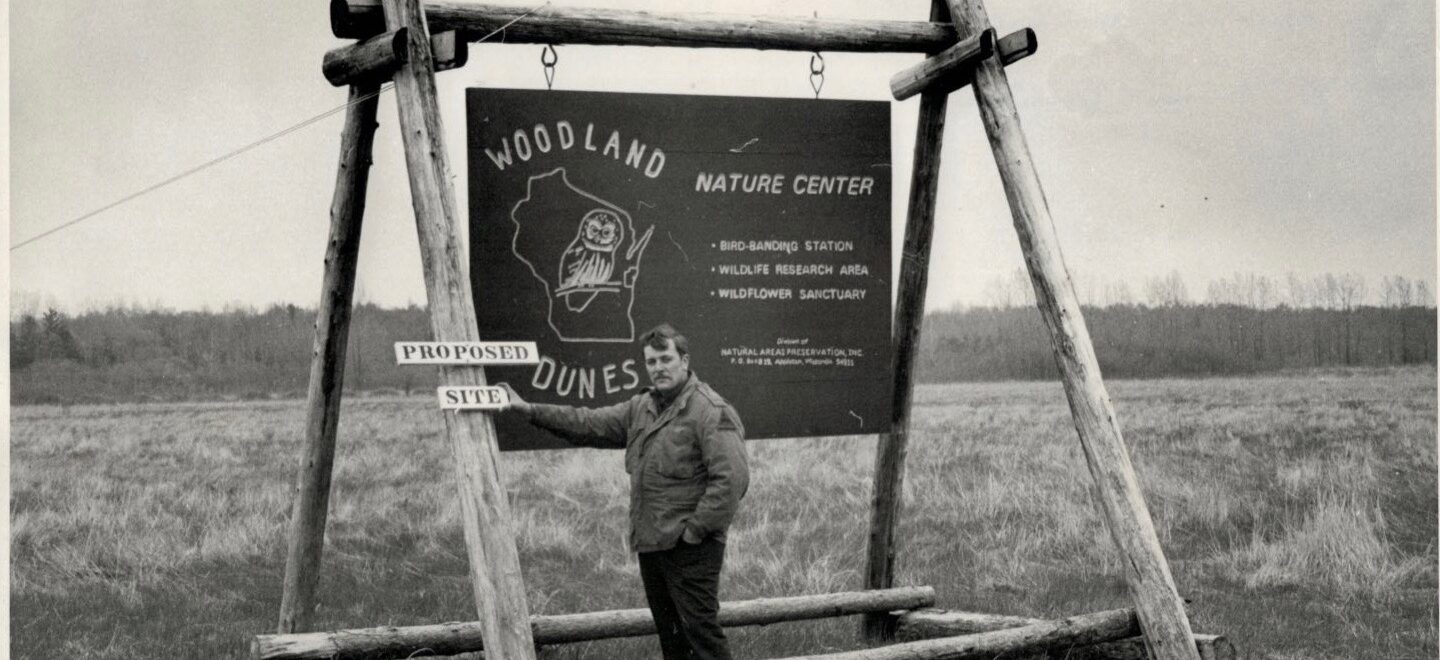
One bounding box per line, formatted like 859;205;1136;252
7;1;1436;658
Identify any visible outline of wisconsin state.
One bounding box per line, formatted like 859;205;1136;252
509;167;654;343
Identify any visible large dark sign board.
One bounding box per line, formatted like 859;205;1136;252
467;89;892;449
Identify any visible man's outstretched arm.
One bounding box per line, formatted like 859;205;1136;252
498;382;629;450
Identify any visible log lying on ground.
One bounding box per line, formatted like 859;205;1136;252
331;0;959;52
322;29;467;86
790;608;1139;660
253;586;935;660
897;608;1237;659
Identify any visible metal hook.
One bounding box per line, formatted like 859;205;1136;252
541;44;558;90
809;52;825;99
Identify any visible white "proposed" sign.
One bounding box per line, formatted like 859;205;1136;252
438;386;511;410
395;341;539;365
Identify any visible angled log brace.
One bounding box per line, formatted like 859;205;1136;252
323;29;467;87
890;28;1036;100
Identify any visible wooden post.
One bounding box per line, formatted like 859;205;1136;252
254;587;936;660
862;0;953;644
380;0;536;658
276;83;381;634
942;1;1200;658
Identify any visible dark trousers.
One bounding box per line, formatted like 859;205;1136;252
637;538;732;660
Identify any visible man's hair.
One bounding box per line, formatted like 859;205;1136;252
640;323;689;356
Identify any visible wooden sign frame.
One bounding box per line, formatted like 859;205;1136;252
270;1;1205;659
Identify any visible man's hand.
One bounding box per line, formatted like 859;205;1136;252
682;527;704;545
496;382;532;416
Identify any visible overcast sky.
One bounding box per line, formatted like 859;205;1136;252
9;0;1435;312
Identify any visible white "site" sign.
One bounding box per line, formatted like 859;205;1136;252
437;386;511;410
395;341;539;365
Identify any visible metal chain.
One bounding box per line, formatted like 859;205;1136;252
809;52;825;99
541;44;558;90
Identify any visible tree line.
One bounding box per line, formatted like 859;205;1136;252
10;274;1436;404
934;270;1436;381
978;269;1433;310
919;304;1434;382
10;303;432;404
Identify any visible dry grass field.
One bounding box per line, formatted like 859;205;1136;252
10;367;1437;659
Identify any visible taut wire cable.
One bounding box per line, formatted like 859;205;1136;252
11;1;552;252
10;86;391;252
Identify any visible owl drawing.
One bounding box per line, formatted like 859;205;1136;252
557;208;625;311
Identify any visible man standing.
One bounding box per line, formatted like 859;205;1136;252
499;323;749;660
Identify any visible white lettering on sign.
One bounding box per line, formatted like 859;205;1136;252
695;172;787;194
718;240;801;254
395;342;540;365
792;174;875;196
694;172;874;196
530;355;641;399
438;386;510;410
484;120;666;178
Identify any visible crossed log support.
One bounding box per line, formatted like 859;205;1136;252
865;2;1200;659
321;28;467;87
277;0;536;657
944;2;1199;658
277;1;1206;658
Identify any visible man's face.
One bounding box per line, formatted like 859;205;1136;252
643;339;690;394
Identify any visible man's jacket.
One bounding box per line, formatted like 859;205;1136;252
526;373;748;553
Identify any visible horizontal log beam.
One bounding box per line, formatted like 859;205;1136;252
896;609;1237;659
331;0;960;52
253;586;935;660
790;608;1140;660
322;29;468;86
890;28;1036;100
